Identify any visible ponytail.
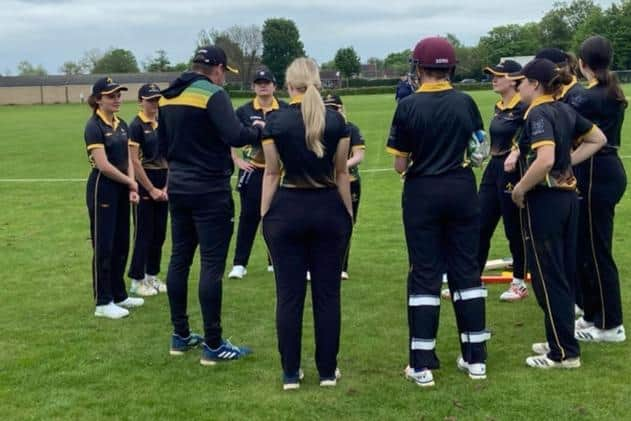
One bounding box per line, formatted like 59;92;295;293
302;84;326;158
87;94;99;113
286;57;326;158
594;68;628;108
579;35;627;107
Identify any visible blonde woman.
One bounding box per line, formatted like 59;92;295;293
261;58;352;390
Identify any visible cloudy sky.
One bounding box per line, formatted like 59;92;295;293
0;0;618;75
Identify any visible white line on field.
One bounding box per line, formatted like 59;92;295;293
1;156;630;182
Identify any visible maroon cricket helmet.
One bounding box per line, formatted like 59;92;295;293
411;36;457;69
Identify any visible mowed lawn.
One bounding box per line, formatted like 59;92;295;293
1;89;630;420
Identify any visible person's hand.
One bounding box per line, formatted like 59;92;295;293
504;150;520;173
234;157;256;172
161;186;168;201
128;180;139;193
150;187;166;201
129;190;140;204
511;183;526;209
252;120;266;129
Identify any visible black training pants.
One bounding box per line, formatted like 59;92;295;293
86;170;130;306
166;191;234;348
263;188;352;378
403;168;487;370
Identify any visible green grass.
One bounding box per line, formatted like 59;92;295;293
1;88;631;420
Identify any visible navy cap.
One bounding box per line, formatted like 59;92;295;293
535;48;569;65
484;60;522;76
193;45;239;74
323;93;343;108
507;58;558;84
253;67;276;84
92;77;128;96
138;83;161;100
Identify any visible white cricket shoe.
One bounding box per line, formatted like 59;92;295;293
267;265;274;273
404;365;435;387
456;356;487;380
228;265;247;279
575;317;594;331
531;342;550;355
319;368;341;387
575;325;626;343
115;297;145;309
575;305;584;317
341;271;349;280
94;302;129;319
526;355;580;369
130;278;158;297
147;275;167;293
499;283;528;301
306;271;311;281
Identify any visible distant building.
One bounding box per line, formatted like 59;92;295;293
500;56;535;67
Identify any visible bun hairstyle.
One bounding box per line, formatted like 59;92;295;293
285;57;326;158
580;35;627;107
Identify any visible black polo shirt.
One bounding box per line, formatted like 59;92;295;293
572;80;626;154
235;97;288;168
519;95;595;190
348;122;366;182
489;94;526;155
84;109;130;172
557;76;588;111
262;97;349;189
386;81;484;177
128;112;166;170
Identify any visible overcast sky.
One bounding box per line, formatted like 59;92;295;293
0;0;618;75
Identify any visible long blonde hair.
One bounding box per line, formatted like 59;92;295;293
286;58;325;158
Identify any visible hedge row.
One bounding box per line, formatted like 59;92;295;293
227;82;492;98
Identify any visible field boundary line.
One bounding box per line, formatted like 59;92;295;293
2;156;630;182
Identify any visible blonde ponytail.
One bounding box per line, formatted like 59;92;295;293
286;58;326;158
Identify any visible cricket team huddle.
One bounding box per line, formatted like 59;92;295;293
83;33;626;390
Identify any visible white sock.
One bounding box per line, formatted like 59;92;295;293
513;278;525;287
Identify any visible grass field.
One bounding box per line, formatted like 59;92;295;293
1;88;630;420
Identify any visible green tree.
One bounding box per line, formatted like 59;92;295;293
59;61;82;76
478;24;540;66
261;18;305;86
145;50;171;72
384;49;411;75
334;47;361;81
17;60;47;76
92;49;139;74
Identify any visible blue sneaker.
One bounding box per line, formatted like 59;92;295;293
170;333;204;356
200;339;252;366
283;369;305;391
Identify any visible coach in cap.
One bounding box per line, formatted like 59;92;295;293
159;45;262;365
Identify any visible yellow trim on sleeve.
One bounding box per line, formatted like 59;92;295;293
576;125;597;145
531;140;555;150
87;143;105;151
128;140;140;147
386;146;410;158
261;138;275;145
352;145;366;150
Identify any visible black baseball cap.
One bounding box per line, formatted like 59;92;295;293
535;48;569;65
138;83;161;100
92;77;128;96
507;58;558;84
323;94;343;109
253;67;276;84
193;45;239;74
484;59;522;77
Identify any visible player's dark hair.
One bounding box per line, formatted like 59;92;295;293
87;94;100;113
580;35;628;107
191;62;215;75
